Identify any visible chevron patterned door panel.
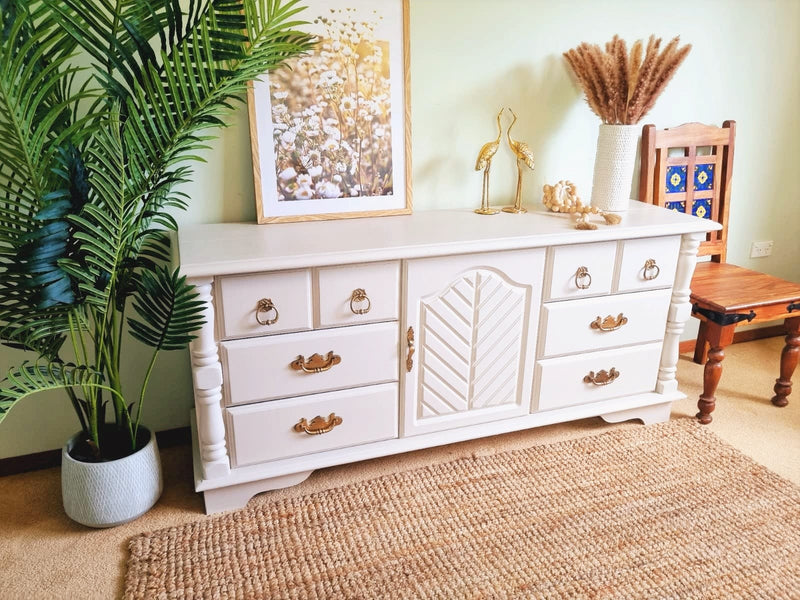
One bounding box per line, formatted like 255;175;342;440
402;249;546;436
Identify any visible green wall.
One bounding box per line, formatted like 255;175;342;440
1;0;798;458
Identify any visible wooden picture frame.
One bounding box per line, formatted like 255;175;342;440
248;0;411;224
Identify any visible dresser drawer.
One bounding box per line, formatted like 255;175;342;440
539;288;672;357
217;269;312;339
616;236;680;293
220;322;398;405
227;383;398;466
534;342;663;411
546;241;617;300
316;261;399;328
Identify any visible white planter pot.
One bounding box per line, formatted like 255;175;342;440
61;427;163;528
590;124;640;212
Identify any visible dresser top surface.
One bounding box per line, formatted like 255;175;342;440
176;202;720;277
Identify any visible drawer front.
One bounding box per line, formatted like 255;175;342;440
317;261;399;328
221;322;398;405
535;342;663;411
227;383;398;466
546;241;617;300
617;236;680;293
540;288;672;357
218;269;312;339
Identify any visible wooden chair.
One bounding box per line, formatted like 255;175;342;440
639;121;800;423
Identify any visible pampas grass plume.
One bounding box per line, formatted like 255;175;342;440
563;35;691;124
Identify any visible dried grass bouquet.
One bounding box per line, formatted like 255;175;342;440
563;35;692;125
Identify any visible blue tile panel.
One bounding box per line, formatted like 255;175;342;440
692;198;712;219
666;200;686;213
694;164;714;191
665;166;687;193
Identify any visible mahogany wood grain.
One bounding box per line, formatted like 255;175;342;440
772;316;800;407
691;262;800;313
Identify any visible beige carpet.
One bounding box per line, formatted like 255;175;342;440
123;420;800;599
1;337;799;599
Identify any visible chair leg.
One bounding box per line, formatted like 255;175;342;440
693;320;709;364
771;316;800;407
697;323;736;424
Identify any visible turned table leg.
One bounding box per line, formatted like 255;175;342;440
693;320;709;365
697;323;736;424
771;316;800;407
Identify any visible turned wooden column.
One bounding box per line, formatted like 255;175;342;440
771;315;800;407
697;323;736;424
657;233;704;394
188;277;230;479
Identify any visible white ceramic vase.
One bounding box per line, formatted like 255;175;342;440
61;427;163;528
590;123;640;212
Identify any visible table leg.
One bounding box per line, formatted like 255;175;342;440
771;316;800;407
693;320;709;365
697;323;736;424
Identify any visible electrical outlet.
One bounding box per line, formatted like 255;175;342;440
750;240;773;258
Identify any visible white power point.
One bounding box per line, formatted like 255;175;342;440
750;240;773;258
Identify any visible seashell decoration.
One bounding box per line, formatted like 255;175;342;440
542;180;622;230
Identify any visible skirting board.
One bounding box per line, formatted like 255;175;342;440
0;427;191;477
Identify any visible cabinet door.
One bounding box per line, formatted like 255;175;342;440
402;249;546;436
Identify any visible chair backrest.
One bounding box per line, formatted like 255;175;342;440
639;121;736;262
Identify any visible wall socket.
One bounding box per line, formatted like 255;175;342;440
750;240;774;258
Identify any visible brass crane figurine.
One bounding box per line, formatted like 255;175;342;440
474;108;504;215
503;108;535;214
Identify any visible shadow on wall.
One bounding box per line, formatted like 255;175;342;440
413;53;584;209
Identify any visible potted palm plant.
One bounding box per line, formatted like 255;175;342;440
0;0;314;526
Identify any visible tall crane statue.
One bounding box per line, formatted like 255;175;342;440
474;108;504;215
503;108;535;214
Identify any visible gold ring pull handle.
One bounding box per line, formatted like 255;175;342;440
293;413;343;435
255;298;279;326
643;259;661;281
574;266;592;290
349;288;372;315
406;326;415;372
583;367;620;386
290;351;341;374
590;313;628;332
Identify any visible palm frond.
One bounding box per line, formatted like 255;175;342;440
128;266;205;351
0;359;102;424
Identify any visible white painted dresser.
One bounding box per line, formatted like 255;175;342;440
176;202;719;514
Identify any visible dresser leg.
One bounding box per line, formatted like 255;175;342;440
771;316;800;407
202;471;314;514
601;401;672;425
697;323;735;424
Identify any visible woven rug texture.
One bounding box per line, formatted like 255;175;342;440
124;419;800;599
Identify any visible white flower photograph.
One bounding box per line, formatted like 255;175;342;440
249;0;410;223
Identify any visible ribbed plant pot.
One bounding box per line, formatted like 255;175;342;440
590;123;639;212
61;427;163;528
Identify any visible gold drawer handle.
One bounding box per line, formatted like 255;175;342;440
294;413;343;435
584;368;620;386
290;351;341;373
574;266;592;289
255;298;279;326
350;288;371;315
406;326;415;372
643;258;661;281
590;313;628;332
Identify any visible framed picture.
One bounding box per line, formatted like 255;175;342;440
248;0;411;224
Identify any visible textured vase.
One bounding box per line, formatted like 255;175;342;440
590;124;639;212
61;427;163;528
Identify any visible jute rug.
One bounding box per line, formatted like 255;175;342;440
124;419;800;599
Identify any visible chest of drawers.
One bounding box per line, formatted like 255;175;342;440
177;204;718;514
